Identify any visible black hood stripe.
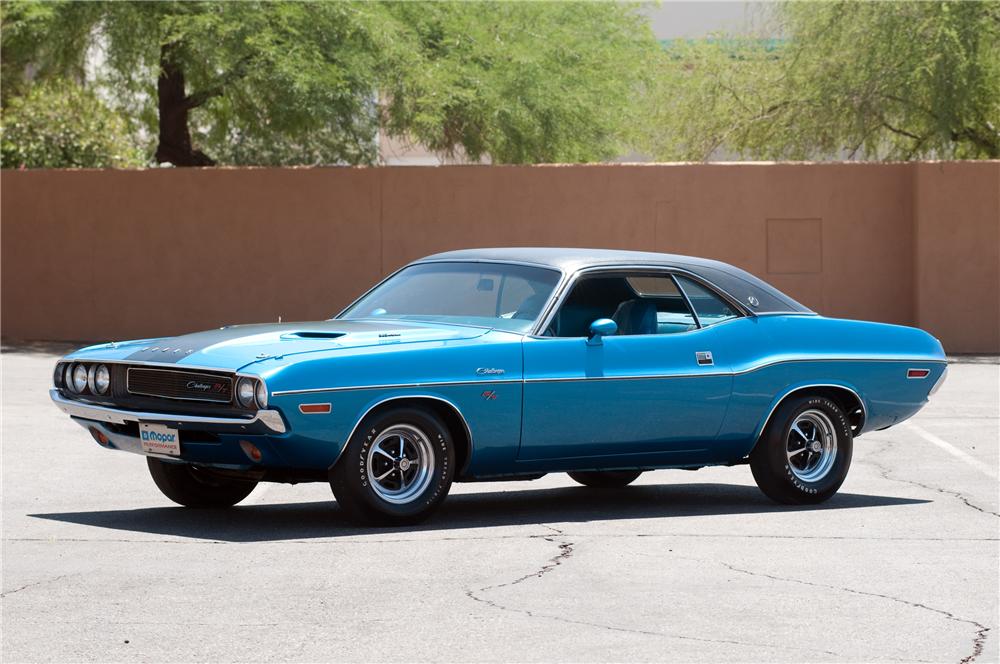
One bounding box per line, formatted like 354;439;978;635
122;320;429;364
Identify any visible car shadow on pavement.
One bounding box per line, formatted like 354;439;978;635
29;482;929;542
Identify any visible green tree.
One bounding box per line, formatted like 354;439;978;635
638;1;1000;161
0;78;144;168
2;1;657;167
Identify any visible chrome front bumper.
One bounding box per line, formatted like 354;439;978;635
49;388;287;434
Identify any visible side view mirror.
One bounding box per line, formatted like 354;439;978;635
587;318;617;345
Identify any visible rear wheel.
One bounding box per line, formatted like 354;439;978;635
750;395;853;504
568;470;643;488
147;458;257;508
330;406;455;526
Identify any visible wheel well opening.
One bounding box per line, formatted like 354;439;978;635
767;386;866;438
362;397;472;477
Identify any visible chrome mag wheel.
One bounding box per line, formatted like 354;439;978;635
785;409;838;482
366;424;435;504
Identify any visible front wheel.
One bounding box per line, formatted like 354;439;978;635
147;458;257;508
750;395;853;504
329;407;455;526
568;470;643;488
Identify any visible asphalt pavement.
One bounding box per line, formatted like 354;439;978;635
2;348;997;663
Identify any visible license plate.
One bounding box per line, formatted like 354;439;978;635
139;423;181;456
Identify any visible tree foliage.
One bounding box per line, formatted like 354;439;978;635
1;1;657;167
638;1;1000;161
378;2;656;164
0;78;144;168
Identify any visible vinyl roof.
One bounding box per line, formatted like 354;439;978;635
420;247;733;272
417;247;814;314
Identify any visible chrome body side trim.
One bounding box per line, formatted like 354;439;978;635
272;357;945;396
328;394;476;476
49;389;287;434
524;372;730;383
272;378;521;397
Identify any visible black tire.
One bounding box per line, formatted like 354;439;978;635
567;470;643;488
147;458;257;508
329;406;455;526
750;395;853;504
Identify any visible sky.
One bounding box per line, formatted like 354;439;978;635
643;1;777;39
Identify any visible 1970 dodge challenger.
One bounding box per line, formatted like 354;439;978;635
51;248;947;525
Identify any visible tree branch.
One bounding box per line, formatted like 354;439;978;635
880;121;921;141
951;127;999;158
881;93;999;157
183;56;252;110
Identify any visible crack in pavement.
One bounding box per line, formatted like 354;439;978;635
1;574;71;598
709;559;990;664
468;524;575;595
464;525;847;658
862;438;999;518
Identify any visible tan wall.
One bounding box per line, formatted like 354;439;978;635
913;162;1000;354
2;162;998;352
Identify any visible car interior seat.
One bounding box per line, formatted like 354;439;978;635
611;299;657;335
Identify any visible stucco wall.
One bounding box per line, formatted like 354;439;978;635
2;162;997;352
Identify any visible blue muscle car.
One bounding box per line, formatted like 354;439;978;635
51;248;947;525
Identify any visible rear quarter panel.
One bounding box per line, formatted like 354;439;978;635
713;315;946;459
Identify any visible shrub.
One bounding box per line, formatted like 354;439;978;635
1;79;145;168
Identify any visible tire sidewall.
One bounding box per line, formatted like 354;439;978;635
342;407;454;520
147;458;257;507
758;396;853;501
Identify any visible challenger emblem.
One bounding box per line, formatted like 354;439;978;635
186;381;226;393
476;368;505;376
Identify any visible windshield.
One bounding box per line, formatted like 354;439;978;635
339;261;561;332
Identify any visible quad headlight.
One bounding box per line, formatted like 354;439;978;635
91;364;111;395
236;376;268;409
70;364;89;393
58;362;110;395
236;377;257;408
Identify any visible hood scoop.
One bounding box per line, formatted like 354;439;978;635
281;330;347;340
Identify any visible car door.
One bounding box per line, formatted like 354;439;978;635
518;270;737;462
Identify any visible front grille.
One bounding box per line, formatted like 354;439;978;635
126;368;233;403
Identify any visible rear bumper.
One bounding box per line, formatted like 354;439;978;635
49;388;287;435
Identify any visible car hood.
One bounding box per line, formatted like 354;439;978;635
74;320;489;371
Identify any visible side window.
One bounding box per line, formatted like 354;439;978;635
675;275;741;327
549;276;631;337
548;273;698;337
625;275;697;335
